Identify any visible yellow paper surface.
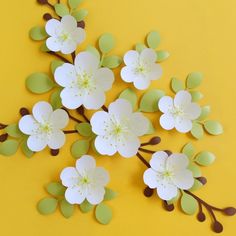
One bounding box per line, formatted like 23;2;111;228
0;0;235;235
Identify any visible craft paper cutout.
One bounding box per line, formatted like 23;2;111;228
0;0;235;233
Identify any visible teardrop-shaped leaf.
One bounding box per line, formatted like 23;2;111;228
195;152;216;166
79;200;93;213
188;163;201;177
51;60;64;75
72;9;88;22
146;119;156;135
0;140;19;156
181;192;198;215
26;73;55;94
21;138;34;158
86;45;100;60
119;88;137;110
189;179;203;192
135;43;146;53
167;190;180;204
191;122;204;140
46;182;66;196
171;77;185;93
5;124;23;138
147;31;161;49
54;3;70;17
60;199;74;218
71;140;90;158
204;120;223;135
197;106;211;121
104;188;117;201
91;138;100;156
50;89;63;109
37;197;58;215
95;203;112;225
75;123;93;137
99;33;115;54
186;72;203;89
102;55;122;69
29;26;47;41
140;89;165;112
40;42;50;52
156;50;170;62
68;0;83;9
190;91;203;102
182;143;195;159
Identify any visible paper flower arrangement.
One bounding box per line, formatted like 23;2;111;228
0;0;235;232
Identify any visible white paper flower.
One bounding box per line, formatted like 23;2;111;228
60;155;109;205
143;151;194;200
121;48;162;90
19;101;69;152
45;15;86;54
158;90;201;133
91;99;149;158
55;51;114;110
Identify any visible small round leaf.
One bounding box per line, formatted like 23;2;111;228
190;91;203;102
197;106;211;121
99;33;115;54
80;200;94;213
188;163;201;177
37;197;58;215
75;123;93;137
189;179;203;192
146;119;156;135
181;193;198;215
102;55;122;69
71;140;90;158
29;26;47;41
119;88;137;110
195;152;216;166
104;188;117;201
86;46;100;60
40;42;50;52
5;124;23;138
135;43;146;53
21;138;34;158
72;9;88;22
186;72;203;89
68;0;83;9
51;60;64;75
54;3;70;17
0;140;19;156
204;120;223;135
46;182;66;196
156;50;170;62
95;203;112;225
182;143;195;158
171;77;185;93
147;31;161;49
191;122;204;140
60;199;74;218
50;89;63;109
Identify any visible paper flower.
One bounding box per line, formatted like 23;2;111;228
143;151;194;200
121;48;162;90
55;51;114;110
19;101;69;152
60;155;109;205
45;15;86;54
91;99;149;158
158;90;201;133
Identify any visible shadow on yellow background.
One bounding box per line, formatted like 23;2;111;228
0;0;235;235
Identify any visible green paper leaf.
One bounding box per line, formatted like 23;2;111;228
37;197;58;215
26;73;55;94
21;138;34;158
46;182;66;197
50;89;63;110
186;72;203;89
91;138;100;156
167;190;180;204
119;88;137;110
204;120;223;135
71;140;90;158
95;203;112;225
182;143;195;159
191;122;204;140
140;89;165;112
188;163;201;177
68;0;83;9
86;45;100;60
171;77;185;93
156;50;170;62
195;152;216;166
75;123;93;137
189;179;203;192
181;193;198;215
51;60;64;75
5;124;23;138
190;91;203;102
40;42;50;52
146;119;155;135
147;31;161;49
0;140;19;156
54;3;70;17
135;43;146;53
79;200;93;213
99;33;115;54
29;26;47;41
104;188;117;201
72;9;88;21
60;199;74;218
102;55;122;69
197;106;211;121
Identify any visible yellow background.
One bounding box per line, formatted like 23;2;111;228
0;0;235;235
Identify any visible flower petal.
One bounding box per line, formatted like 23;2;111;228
129;112;149;136
76;155;96;175
61;39;77;54
45;19;61;37
156;181;178;201
140;48;157;64
123;50;139;67
160;114;175;130
108;99;133;118
133;76;151;90
121;66;136;83
75;52;99;73
65;187;86;204
32;101;53;123
82;89;105;110
158;96;174;113
174;90;192;108
60;87;83;109
172;170;194;190
175;117;192;133
94;136;117;156
60;167;80;187
54;63;77;87
91;111;110;135
27;134;47;152
19;115;39;135
86;186;105;205
150;151;168;172
185;103;201;120
72;28;86;44
46;37;61;52
148;63;163;81
166;153;189;171
143;168;159;188
95;68;114;91
61;15;77;32
50;109;69;129
90;167;110;186
47;130;66;149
